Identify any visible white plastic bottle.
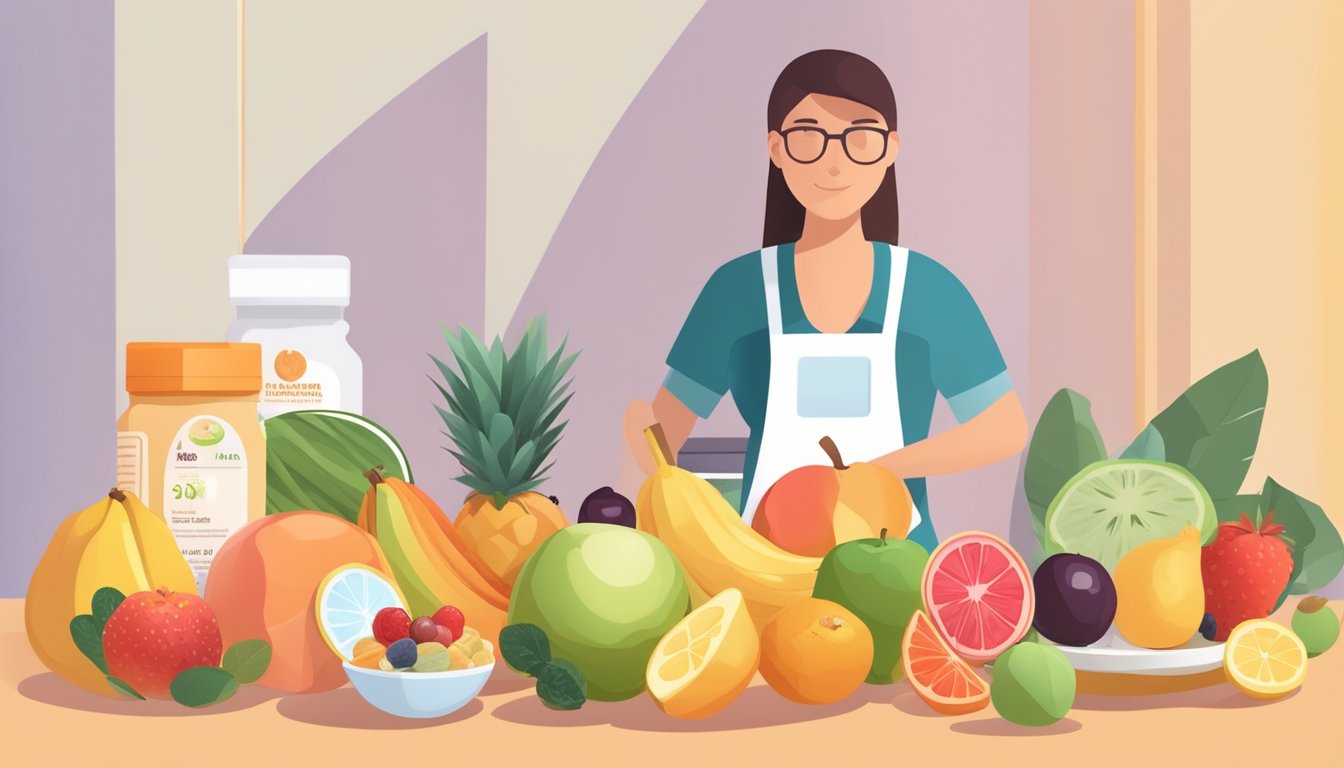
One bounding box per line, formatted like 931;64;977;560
226;254;363;417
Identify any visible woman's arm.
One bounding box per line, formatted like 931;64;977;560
874;390;1028;478
623;387;700;475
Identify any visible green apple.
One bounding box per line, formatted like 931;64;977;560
507;524;689;700
813;528;929;684
1292;596;1340;657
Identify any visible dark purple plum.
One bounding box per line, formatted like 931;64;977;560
577;486;636;528
1032;553;1117;647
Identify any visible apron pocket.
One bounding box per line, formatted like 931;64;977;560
796;356;871;418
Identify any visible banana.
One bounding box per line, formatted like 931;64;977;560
638;426;819;629
119;490;196;593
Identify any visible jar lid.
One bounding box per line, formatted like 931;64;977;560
126;342;262;395
228;254;351;306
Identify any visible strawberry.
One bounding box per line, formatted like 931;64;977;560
1201;511;1294;641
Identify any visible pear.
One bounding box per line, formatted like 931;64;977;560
1113;525;1205;649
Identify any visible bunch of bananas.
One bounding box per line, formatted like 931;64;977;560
637;426;819;629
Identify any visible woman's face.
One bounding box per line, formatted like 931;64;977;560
767;93;898;222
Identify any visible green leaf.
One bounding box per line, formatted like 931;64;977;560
170;666;239;708
220;639;272;684
1148;350;1266;501
91;587;126;624
1215;494;1260;525
105;675;145;700
1024;389;1108;549
535;658;586;710
500;623;552;675
69;615;107;674
1259;477;1344;610
1119;424;1166;461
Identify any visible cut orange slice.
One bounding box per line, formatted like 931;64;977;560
646;588;759;719
902;609;990;715
1224;619;1307;700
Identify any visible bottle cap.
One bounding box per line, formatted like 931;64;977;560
228;254;351;306
126;342;262;395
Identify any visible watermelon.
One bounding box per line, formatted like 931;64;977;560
264;410;413;522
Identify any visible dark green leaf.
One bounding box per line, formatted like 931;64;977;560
1259;477;1344;610
105;675;145;700
500;623;552;675
220;639;272;684
1024;389;1108;549
1148;350;1266;501
536;658;586;710
170;666;239;708
91;587;126;624
1215;494;1260;525
69;615;107;673
1119;424;1166;461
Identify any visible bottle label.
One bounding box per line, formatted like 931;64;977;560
116;431;149;498
162;415;248;593
260;348;342;417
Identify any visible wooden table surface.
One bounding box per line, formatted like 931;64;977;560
4;598;1340;766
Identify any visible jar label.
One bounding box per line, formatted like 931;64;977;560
162;414;249;593
260;348;342;417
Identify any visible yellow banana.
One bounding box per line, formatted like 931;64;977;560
638;426;818;629
119;490;196;594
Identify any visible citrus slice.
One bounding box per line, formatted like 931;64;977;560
316;563;407;662
923;531;1034;663
902;609;990;714
646;588;760;719
1223;619;1307;699
1046;460;1216;571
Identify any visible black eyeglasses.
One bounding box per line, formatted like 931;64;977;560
778;126;890;165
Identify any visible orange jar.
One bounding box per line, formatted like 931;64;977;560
116;342;265;593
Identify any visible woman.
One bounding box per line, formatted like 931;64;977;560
624;49;1027;552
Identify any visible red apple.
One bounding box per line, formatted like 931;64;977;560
103;587;223;699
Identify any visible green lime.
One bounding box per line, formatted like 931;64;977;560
1046;460;1216;572
990;642;1076;727
1291;597;1340;657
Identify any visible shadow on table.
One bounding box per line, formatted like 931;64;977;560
479;673;533;697
491;682;897;732
17;672;278;716
275;687;484;730
950;717;1083;737
1073;684;1297;711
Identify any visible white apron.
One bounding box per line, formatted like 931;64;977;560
739;244;920;535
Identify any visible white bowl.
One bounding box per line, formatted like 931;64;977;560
1043;624;1226;676
343;661;494;719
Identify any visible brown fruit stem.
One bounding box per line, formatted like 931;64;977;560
1299;596;1329;614
108;488;127;503
880;528;889;546
649;423;676;468
364;466;386;487
819;436;847;470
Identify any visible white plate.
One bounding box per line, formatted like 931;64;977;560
1043;625;1226;676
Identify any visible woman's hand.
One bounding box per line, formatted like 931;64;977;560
622;387;699;476
875;390;1029;478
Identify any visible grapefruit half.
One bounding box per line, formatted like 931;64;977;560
922;531;1034;663
902;609;990;714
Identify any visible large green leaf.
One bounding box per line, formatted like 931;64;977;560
1119;424;1166;461
1148;350;1266;501
1024;389;1108;548
1259;477;1344;608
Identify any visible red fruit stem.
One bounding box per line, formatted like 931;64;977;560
108;488;126;503
819;436;848;470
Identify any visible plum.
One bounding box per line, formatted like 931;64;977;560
1032;553;1117;647
578;486;636;528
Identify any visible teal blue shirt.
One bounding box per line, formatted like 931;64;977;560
664;242;1013;548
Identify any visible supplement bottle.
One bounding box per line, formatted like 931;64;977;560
116;342;265;593
227;254;363;417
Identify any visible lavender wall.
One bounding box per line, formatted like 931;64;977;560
0;1;116;596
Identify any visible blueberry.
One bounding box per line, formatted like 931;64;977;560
386;637;418;669
1198;612;1217;642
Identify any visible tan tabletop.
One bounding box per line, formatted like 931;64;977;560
4;598;1340;766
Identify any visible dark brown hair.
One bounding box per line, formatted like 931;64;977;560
763;49;899;248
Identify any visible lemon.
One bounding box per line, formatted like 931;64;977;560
646;588;760;719
315;563;408;662
1224;619;1308;699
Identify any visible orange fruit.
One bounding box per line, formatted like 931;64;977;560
646;588;760;719
759;597;873;704
902;609;990;714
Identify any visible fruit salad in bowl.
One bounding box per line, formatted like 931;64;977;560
316;564;494;718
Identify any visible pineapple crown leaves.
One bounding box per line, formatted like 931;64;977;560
430;316;579;507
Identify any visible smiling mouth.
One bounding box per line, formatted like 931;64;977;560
814;183;851;191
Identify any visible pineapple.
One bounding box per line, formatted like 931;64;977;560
432;316;577;587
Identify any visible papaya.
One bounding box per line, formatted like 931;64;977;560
26;489;196;696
